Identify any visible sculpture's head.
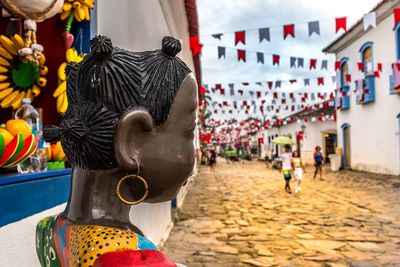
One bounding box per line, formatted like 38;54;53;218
45;35;197;203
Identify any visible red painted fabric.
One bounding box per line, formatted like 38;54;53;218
394;8;400;27
272;54;280;66
189;35;203;56
237;49;246;62
335;17;347;33
335;61;341;71
235;31;246;45
94;250;176;267
357;62;364;72
310;59;317;69
283;24;295;39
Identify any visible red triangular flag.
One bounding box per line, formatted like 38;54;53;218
289;79;297;84
199;86;206;95
317;77;324;86
346;74;352;82
283;24;295;39
215;84;222;90
374;71;380;78
336;17;347;33
273;54;280;66
267;81;273;89
377;63;382;72
220;89;225;95
310;59;317;69
394;8;400;27
357;62;364;72
235;31;246;45
281;99;286;104
256;91;261;98
238;90;243;96
237;49;246;62
273;92;278;99
335;61;341;71
189;35;203;56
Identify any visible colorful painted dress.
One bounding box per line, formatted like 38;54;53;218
36;215;176;267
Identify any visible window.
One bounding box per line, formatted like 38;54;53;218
359;42;375;103
390;23;400;94
339;58;350;110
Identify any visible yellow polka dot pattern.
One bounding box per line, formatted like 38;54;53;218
69;225;139;267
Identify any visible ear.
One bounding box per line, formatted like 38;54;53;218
114;109;154;171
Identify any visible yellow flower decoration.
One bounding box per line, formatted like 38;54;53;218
53;48;84;115
0;34;47;110
59;0;94;22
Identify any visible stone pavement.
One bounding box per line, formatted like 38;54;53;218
162;159;400;267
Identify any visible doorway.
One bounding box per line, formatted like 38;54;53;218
341;124;351;169
323;132;337;163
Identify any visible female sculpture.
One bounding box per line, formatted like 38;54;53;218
36;35;197;267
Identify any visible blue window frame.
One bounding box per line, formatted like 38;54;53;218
340;57;350;110
395;23;400;60
391;23;400;94
359;42;375;103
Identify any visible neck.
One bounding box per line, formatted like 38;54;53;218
63;167;142;234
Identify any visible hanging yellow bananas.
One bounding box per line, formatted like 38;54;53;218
54;48;85;115
59;0;94;22
0;34;48;110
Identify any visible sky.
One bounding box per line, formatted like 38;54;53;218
197;0;381;122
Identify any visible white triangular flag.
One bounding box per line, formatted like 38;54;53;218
363;12;376;31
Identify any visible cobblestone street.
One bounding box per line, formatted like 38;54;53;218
162;160;400;267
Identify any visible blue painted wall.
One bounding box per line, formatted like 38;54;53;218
0;170;71;227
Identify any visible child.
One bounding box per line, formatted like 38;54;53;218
313;146;324;181
292;151;305;193
280;144;293;193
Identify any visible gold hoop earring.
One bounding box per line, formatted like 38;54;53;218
116;157;149;205
116;174;149;205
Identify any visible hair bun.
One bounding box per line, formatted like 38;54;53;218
90;35;113;59
43;125;60;143
162;36;182;57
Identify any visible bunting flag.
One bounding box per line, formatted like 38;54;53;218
218;46;226;59
321;60;328;70
237;49;246;62
394;8;400;27
229;83;235;96
235;31;246;45
290;57;296;68
273;54;280;66
318;77;324;86
357;62;364;72
256;52;264;64
335;61;341;71
259;27;270;42
212;33;223;40
363;12;376;30
267;81;273;89
304;78;310;86
308;21;320;36
283;24;295;39
298;57;304;68
335;17;347;33
310;59;317;69
189;35;203;56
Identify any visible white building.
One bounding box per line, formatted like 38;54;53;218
264;103;337;164
323;0;400;175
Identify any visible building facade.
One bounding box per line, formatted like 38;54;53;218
324;0;400;175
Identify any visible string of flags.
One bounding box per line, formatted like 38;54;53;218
203;17;348;43
203;76;337;95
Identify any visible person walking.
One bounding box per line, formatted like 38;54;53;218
240;150;246;164
280;144;293;193
292;150;305;193
209;149;217;173
313;146;324;181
